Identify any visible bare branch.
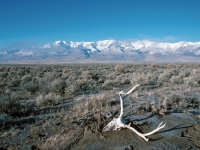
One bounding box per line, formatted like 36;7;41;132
103;85;166;141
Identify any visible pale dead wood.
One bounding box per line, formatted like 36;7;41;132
103;85;166;141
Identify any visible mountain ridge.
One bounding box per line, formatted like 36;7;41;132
1;40;200;63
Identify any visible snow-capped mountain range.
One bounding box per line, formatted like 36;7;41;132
1;40;200;63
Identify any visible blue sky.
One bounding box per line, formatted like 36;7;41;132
0;0;200;50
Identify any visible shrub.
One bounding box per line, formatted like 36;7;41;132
38;77;51;94
0;72;8;78
65;84;80;96
179;69;190;77
68;70;81;81
120;78;130;85
184;77;198;87
150;64;157;68
158;71;172;82
80;71;91;80
17;68;26;76
50;79;66;94
0;78;7;89
0;113;12;122
170;75;183;84
73;92;109;113
10;92;25;100
36;93;61;107
107;72;117;80
114;64;124;73
77;79;97;90
0;93;33;118
21;75;32;85
65;78;97;96
102;79;119;89
36;95;44;107
131;72;157;86
7;78;21;88
23;81;39;93
114;74;131;85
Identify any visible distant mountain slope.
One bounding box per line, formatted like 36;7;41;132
1;40;200;63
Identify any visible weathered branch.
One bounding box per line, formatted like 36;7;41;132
103;84;166;141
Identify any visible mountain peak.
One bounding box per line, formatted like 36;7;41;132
52;40;65;47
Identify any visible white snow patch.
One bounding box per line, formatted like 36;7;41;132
15;50;34;56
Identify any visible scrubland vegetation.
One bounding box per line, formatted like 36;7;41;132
0;63;200;149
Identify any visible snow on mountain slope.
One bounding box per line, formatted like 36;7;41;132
96;40;115;50
38;40;200;54
1;40;200;62
15;50;35;56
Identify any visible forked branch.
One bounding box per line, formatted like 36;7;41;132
102;84;166;141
